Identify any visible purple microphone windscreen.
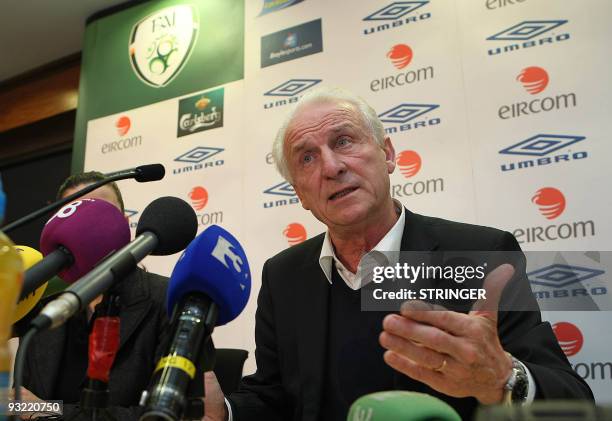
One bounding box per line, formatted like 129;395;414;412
40;198;131;283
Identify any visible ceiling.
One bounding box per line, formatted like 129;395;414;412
0;0;132;83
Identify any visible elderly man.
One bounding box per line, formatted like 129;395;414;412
204;88;592;420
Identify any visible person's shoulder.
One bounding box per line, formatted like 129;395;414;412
411;212;516;250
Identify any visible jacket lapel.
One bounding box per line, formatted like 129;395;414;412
394;208;439;390
296;237;330;421
400;209;438;252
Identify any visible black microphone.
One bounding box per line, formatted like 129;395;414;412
29;196;197;331
105;163;165;183
140;225;251;421
2;163;166;233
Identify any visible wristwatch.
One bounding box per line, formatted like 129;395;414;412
503;354;529;404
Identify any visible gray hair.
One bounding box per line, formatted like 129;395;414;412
272;86;385;183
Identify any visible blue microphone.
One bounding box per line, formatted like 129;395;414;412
141;225;251;421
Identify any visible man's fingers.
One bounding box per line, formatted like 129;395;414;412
401;301;473;337
470;263;514;318
383;350;448;391
382;314;478;364
379;331;448;371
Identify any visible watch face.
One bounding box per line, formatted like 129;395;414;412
512;370;529;402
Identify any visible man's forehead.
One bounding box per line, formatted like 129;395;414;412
63;183;121;209
286;100;363;144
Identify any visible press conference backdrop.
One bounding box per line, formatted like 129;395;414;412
74;0;612;403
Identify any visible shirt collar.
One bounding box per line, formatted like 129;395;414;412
318;200;406;286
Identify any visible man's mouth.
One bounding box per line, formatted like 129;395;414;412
329;187;358;201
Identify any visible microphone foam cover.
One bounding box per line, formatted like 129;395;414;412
40;199;131;283
167;225;251;326
135;164;165;182
13;246;45;323
348;391;461;421
135;197;197;256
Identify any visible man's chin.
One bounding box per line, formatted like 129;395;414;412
325;208;369;229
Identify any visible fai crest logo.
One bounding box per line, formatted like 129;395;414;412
129;5;199;88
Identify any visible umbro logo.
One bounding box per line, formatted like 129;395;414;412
499;134;585;157
363;1;429;21
175;147;225;163
378;103;439;124
263;181;296;197
487;20;568;41
528;264;605;288
264;79;321;97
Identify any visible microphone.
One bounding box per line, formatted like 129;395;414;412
13;246;44;322
140;225;251;421
347;391;461;421
105;163;165;183
20;198;131;300
31;196;197;331
2;163;165;233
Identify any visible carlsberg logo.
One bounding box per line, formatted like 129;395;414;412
179;108;221;132
177;88;224;137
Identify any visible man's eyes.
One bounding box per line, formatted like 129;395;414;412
336;137;351;147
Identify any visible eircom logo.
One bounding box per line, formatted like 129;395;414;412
512;187;596;244
387;44;413;69
115;116;131;136
552;322;583;357
487;20;570;56
551;321;612;381
391;150;444;199
517;66;549;94
102;115;142;154
532;187;565;220
396;150;421;178
187;186;224;227
188;186;208;211
284;223;307;246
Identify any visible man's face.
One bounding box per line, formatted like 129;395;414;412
284;100;396;229
62;184;122;213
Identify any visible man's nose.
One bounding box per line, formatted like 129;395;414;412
320;148;346;179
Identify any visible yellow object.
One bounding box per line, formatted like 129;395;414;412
0;230;24;415
154;354;196;379
12;246;46;323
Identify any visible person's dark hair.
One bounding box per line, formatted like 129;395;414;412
56;171;125;212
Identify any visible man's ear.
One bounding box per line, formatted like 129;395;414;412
383;137;396;174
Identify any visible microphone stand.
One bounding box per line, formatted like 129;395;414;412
66;291;121;421
2;164;163;233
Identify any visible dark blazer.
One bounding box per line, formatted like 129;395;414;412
228;210;593;421
20;268;170;420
